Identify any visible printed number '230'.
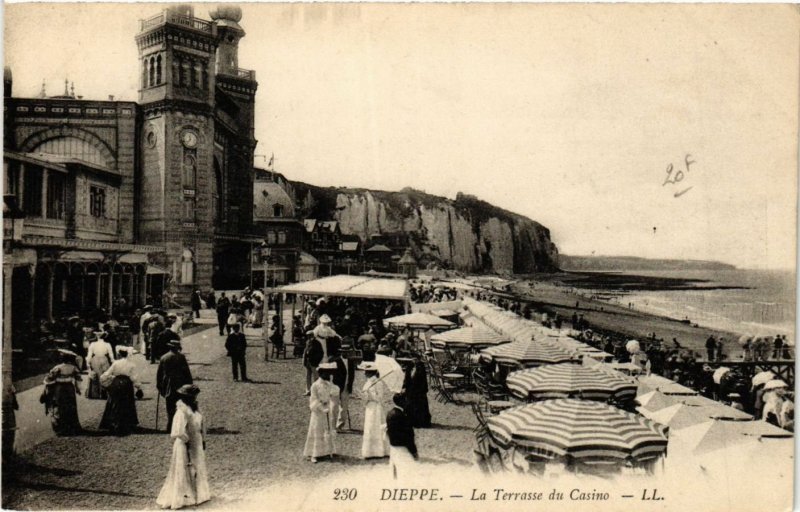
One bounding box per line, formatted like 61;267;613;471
334;488;358;500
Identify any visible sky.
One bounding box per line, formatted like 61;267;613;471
4;3;799;270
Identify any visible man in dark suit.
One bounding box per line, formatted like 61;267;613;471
153;317;180;364
156;340;193;432
386;393;418;479
216;293;231;336
225;323;248;382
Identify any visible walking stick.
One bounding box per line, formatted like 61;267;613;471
155;391;160;431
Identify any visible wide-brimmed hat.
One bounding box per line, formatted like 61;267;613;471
316;298;326;306
319;314;332;324
177;384;200;397
357;362;379;372
143;305;153;310
57;348;79;359
317;362;337;371
167;339;182;349
116;346;134;357
764;380;788;391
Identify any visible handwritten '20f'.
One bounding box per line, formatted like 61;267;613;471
663;154;696;197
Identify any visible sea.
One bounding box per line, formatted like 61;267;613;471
611;269;796;340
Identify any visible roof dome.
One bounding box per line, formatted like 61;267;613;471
209;5;242;23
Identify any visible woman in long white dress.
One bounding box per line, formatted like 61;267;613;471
303;362;339;463
359;363;390;459
86;337;115;399
157;384;210;509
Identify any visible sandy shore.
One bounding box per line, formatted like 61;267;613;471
507;280;750;359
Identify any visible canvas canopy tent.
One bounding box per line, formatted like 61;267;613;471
267;274;410;303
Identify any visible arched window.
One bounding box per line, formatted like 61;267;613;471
180;248;194;285
202;67;209;91
183;153;196;188
156;55;162;85
31;136;107;168
142;59;148;89
149;57;155;87
194;62;202;89
189;61;197;89
181;60;190;87
173;57;181;85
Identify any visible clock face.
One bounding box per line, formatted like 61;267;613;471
182;130;198;148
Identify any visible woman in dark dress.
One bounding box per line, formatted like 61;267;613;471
99;347;142;435
42;350;83;435
404;360;432;428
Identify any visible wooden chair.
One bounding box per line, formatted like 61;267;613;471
270;340;287;359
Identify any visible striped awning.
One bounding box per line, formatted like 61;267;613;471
480;340;576;367
506;363;638;402
430;327;509;350
486;399;669;463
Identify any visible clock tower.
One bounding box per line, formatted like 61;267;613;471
135;4;258;299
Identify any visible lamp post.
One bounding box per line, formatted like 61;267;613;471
3;194;25;464
261;242;271;361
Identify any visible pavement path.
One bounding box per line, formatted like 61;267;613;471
12;311;228;454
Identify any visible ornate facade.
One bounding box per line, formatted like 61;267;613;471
2;5;265;361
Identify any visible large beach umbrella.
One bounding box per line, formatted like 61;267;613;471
383;312;455;330
677;419;792;456
626;340;641;354
644;403;752;430
506;364;637;402
430;327;509;350
480;340;576;367
486;399;669;463
635;390;677;412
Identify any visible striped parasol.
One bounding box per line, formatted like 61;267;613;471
506;364;638;402
480;340;576;367
383;312;455;330
430;326;510;350
486;399;669;463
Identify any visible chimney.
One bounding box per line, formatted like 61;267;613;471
108;95;115;101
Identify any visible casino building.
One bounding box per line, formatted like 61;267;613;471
3;5;269;344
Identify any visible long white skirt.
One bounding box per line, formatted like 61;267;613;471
389;445;416;480
156;439;211;509
303;409;336;458
362;402;389;458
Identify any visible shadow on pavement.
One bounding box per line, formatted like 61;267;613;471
206;427;241;435
10;480;153;499
430;423;473;431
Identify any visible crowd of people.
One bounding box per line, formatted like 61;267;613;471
288;295;430;472
16;280;795;508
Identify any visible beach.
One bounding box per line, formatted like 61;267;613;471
507;270;795;360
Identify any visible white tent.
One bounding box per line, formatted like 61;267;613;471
268;274;409;302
